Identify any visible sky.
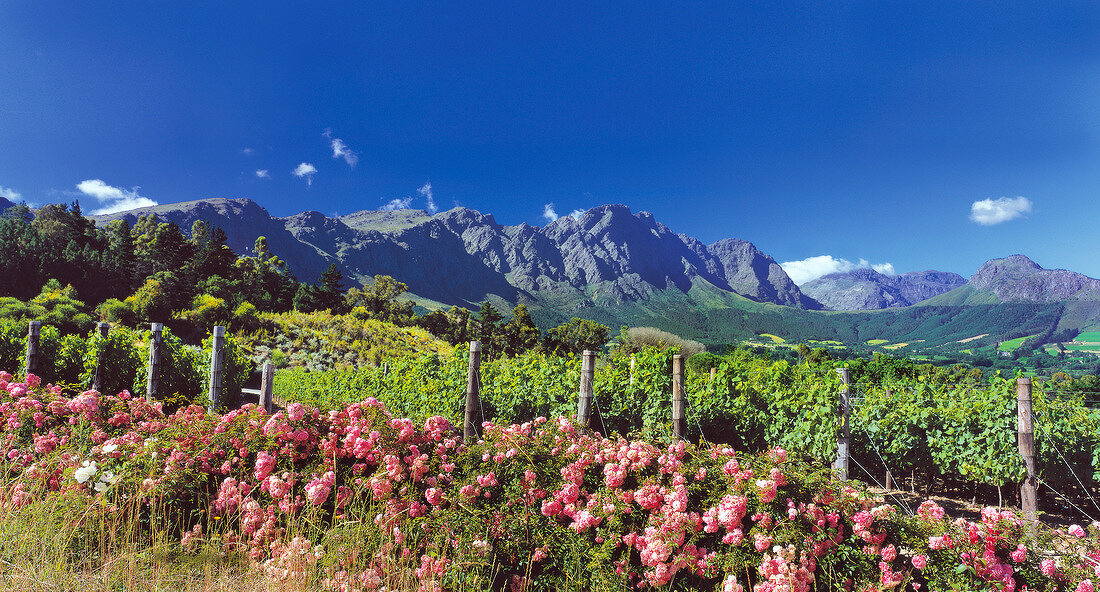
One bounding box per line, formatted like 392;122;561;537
2;1;1100;284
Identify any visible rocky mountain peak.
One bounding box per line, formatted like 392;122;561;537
969;255;1100;302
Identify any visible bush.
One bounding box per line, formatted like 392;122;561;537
616;326;705;357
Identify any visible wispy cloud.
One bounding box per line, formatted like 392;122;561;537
0;186;22;201
542;203;559;222
323;128;358;167
779;255;895;285
76;179;158;215
241;147;255;156
380;196;413;210
255;169;271;179
293;162;317;186
418;182;437;214
970;196;1032;225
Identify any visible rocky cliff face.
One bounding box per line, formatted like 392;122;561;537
92;198;821;310
801;268;966;310
968;255;1100;302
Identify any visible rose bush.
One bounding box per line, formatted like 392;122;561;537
0;370;1096;591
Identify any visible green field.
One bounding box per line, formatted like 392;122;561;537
997;335;1032;352
865;339;889;345
1075;331;1100;342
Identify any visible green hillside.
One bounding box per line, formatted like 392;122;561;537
529;281;1069;356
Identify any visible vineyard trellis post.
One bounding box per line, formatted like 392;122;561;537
629;355;636;385
672;354;685;440
832;367;850;480
260;362;275;414
1017;377;1038;531
24;320;41;377
146;323;163;403
207;325;226;411
464;340;482;442
576;349;595;429
93;322;109;392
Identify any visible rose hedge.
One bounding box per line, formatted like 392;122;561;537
0;370;1097;591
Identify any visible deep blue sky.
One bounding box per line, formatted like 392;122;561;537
3;2;1099;283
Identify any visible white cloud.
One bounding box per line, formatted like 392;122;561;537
323;129;358;167
779;255;895;285
293;162;317;186
542;203;559;222
0;186;22;201
417;182;437;214
970;196;1032;225
380;196;414;210
76;179;158;215
242;147;255;156
542;203;585;223
255;169;271;179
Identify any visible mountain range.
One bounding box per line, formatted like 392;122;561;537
88;197;1100;347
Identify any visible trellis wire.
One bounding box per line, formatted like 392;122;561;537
1036;475;1098;523
1032;410;1100;518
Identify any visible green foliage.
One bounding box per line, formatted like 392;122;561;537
143;327;205;410
344;275;415;326
545;318;610;356
241;309;453;371
202;331;253;411
80;324;144;397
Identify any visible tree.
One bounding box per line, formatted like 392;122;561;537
502;304;541;356
474;300;504;356
230;236;299;312
345;275;414;325
317;263;345;312
545;318;609;356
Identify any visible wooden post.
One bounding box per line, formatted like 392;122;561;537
1017;377;1038;531
207;325;226;411
832;368;851;480
885;470;893;490
146;323;163;403
92;322;109;392
463;341;482;442
260;362;275;414
671;354;685;440
577;350;595;428
24;321;41;378
710;367;716;390
629;355;636;385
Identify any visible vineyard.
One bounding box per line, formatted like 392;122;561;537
2;322;1100;590
278;348;1100;512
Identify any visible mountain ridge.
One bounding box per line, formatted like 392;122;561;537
801;268;967;310
91;198;822;313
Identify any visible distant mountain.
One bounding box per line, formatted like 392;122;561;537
967;254;1100;302
92;198;822;314
801;268;966;310
0;196;13;214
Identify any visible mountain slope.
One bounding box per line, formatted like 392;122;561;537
802;269;966;310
